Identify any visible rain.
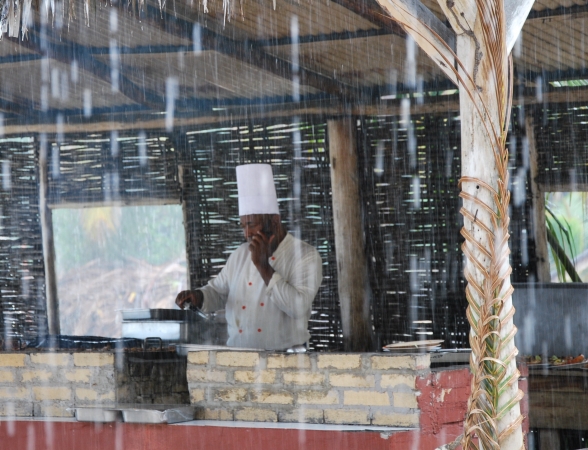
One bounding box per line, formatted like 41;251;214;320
0;0;588;449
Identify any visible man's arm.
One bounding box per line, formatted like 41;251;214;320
265;247;323;319
175;290;204;310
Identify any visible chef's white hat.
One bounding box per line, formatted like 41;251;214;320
236;164;280;216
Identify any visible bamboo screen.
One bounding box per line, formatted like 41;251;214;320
180;121;343;351
0;106;558;349
0;138;47;345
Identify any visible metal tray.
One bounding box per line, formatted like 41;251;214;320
120;405;195;424
72;407;121;422
175;344;263;356
121;309;210;322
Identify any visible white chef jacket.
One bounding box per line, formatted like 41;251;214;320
199;233;323;350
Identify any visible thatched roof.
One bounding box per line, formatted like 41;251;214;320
1;0;588;134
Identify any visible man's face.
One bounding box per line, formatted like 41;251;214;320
240;215;267;242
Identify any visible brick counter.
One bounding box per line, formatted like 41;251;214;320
187;351;430;427
0;350;189;418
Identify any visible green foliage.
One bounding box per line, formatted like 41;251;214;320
53;205;187;277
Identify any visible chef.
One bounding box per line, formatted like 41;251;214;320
175;164;323;350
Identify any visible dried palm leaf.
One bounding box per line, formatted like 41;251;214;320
372;0;525;449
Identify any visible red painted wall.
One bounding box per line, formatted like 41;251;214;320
0;367;528;450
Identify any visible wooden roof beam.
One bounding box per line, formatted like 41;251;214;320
330;0;406;37
527;5;588;21
8;29;164;111
133;3;365;101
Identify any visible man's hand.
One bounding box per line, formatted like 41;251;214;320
249;231;276;285
175;290;204;310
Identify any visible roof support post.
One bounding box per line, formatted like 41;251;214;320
374;0;535;448
39;137;60;336
328;117;373;352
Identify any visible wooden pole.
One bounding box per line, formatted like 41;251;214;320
328;118;373;352
38;138;60;335
526;115;551;282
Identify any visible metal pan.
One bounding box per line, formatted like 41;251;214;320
120;405;195;424
71;407;121;422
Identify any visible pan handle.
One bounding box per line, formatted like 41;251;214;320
143;337;163;351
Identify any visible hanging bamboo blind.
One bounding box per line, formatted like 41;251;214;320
0;104;574;349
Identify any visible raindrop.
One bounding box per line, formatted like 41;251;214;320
535;75;543;102
138;131;148;166
110;8;118;33
520;229;528;266
83;89;92;117
51;67;60;98
2;160;11;190
291;15;300;102
70;60;79;83
166;77;179;132
513;167;526;207
412;176;420;210
193;23;202;55
110;39;120;92
111;130;119;157
404;35;417;89
51;143;60;179
374;141;384;176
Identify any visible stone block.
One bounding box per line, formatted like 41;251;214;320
74;353;114;367
317;354;361;370
324;409;369;425
250;391;293;405
214;388;248;402
216;352;259;368
234;370;276;384
266;354;310;369
196;408;234;421
380;374;416;389
64;369;92;383
30;353;72;366
234;407;277;422
0;370;15;382
0;387;29;399
0;402;33;417
32;387;71;401
380;373;416;389
370;354;430;371
282;372;324;386
372;412;419;427
394;392;418;409
35;404;74;418
297;390;339;405
187;351;209;365
187;369;227;383
279;408;324;423
22;370;53;383
329;374;374;388
76;388;98;401
343;390;390;406
190;389;206;403
0;354;26;367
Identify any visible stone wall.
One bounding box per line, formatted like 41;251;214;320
187;351;430;426
0;350;189;417
0;352;117;417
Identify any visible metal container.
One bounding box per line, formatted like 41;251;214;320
72;407;121;422
120;405;195;424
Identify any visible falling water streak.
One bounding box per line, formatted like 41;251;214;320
110;38;120;92
60;68;69;101
2;160;11;190
535;75;543;102
111;130;119;157
291;15;300;103
375;141;384;176
138;131;148;166
83;89;92;117
109;7;118;33
412;176;420;210
193;23;202;55
70;59;79;83
404;35;417;89
0;113;4;137
26;423;35;450
44;420;54;448
51;66;60;99
521;229;528;266
51;142;60;179
166;77;179;132
6;403;15;436
416;76;424;105
40;57;49;111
